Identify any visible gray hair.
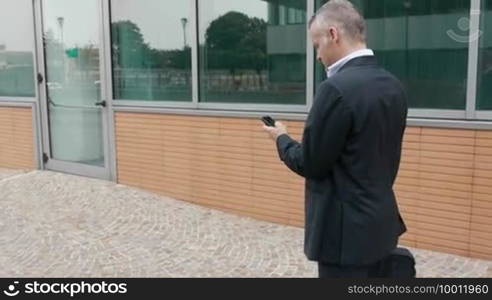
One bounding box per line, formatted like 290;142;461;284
309;0;366;43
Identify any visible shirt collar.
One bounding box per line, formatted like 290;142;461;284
326;49;374;78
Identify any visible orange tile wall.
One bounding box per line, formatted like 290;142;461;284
115;112;492;260
0;106;36;169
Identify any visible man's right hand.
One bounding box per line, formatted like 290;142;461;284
262;121;288;141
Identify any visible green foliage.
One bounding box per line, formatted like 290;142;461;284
111;13;267;74
111;20;191;70
111;20;152;68
205;11;267;73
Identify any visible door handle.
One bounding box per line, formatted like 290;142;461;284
95;100;107;108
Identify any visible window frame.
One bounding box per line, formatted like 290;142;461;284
0;0;38;103
106;0;196;107
0;0;488;120
196;0;312;112
108;0;314;112
102;0;492;121
475;0;492;118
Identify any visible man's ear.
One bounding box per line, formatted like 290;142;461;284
328;26;339;43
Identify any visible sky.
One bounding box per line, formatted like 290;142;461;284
0;0;35;51
43;0;100;49
0;0;269;52
0;0;101;51
1;0;486;53
113;0;268;49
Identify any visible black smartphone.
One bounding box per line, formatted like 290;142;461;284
261;115;276;127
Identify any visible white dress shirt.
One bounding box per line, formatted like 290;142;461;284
326;49;374;78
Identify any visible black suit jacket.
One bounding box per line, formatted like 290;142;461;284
277;56;408;266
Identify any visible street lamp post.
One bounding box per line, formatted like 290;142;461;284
57;16;64;46
57;17;66;83
181;17;188;48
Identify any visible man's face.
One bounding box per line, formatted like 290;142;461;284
310;21;340;68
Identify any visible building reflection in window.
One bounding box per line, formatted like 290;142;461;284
199;0;307;105
111;0;193;101
315;0;470;110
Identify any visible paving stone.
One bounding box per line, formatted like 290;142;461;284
0;169;29;181
0;169;490;278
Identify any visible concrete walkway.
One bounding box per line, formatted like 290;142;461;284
0;169;490;278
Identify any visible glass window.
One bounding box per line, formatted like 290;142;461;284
0;0;35;98
42;0;105;166
477;0;492;110
198;0;307;105
111;0;192;101
352;0;470;19
315;0;470;110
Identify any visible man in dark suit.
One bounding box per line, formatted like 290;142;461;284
263;0;408;278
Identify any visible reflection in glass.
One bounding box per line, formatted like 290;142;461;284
111;0;192;101
351;0;470;19
199;0;307;104
43;0;104;166
315;0;470;110
0;0;35;97
477;1;492;110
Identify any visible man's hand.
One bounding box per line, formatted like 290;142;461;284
262;121;288;141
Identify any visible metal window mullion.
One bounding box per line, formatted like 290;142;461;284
0;97;36;102
102;0;118;181
465;0;481;119
408;108;466;119
0;101;34;108
97;0;111;178
30;0;39;101
475;110;492;120
306;0;315;111
32;0;45;170
191;0;199;108
408;117;492;130
102;0;114;107
33;0;52;165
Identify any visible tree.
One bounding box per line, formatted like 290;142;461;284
205;12;267;76
111;20;152;68
150;47;191;70
43;28;64;83
111;20;191;71
239;17;267;86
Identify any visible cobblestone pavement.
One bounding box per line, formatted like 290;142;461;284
0;169;490;278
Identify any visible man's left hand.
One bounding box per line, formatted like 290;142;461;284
263;121;288;141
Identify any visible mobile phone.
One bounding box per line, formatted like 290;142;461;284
261;115;276;127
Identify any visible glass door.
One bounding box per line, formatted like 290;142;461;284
37;0;110;179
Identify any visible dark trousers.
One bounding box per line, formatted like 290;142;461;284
318;258;387;278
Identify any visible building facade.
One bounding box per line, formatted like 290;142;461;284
0;0;491;260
